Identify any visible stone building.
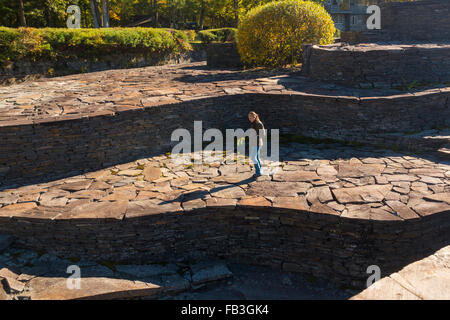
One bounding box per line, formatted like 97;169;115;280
324;0;371;31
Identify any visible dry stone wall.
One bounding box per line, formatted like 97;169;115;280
341;0;450;43
1;205;448;289
302;43;450;89
1;91;449;184
380;0;450;42
206;43;242;68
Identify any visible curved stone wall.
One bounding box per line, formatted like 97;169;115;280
0;205;448;289
1;89;449;184
302;43;450;89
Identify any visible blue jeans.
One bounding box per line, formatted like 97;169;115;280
250;145;261;175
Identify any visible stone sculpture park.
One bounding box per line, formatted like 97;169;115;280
0;0;449;300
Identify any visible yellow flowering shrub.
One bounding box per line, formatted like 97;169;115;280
237;0;335;67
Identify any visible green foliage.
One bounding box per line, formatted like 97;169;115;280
0;26;192;64
237;0;335;67
198;30;217;43
198;27;237;43
183;29;197;41
0;0;338;29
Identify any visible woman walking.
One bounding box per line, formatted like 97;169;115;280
248;111;265;177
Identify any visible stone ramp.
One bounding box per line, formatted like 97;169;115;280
351;245;450;300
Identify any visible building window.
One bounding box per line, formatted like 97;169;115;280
351;15;362;25
334;14;345;24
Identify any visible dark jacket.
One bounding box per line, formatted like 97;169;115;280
251;119;264;146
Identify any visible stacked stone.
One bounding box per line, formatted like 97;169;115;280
302;0;450;89
0;148;449;289
1;63;449;183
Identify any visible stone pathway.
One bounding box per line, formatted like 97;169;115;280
1;61;447;124
351;245;450;300
0;142;449;222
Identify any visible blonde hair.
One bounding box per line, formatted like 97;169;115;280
248;111;260;121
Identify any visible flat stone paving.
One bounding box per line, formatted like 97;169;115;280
351;245;450;300
1;61;448;124
0;143;449;221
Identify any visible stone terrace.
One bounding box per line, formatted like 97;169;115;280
0;61;448;124
1;61;449;183
0;62;449;293
0;142;449;289
1;144;449;221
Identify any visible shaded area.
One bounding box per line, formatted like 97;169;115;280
0;239;355;300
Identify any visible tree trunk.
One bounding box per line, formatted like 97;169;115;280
18;0;26;26
90;0;101;28
199;0;205;29
154;0;158;26
102;0;110;27
233;0;239;27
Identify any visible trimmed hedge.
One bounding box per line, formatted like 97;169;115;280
198;28;237;43
237;0;335;67
0;27;192;64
